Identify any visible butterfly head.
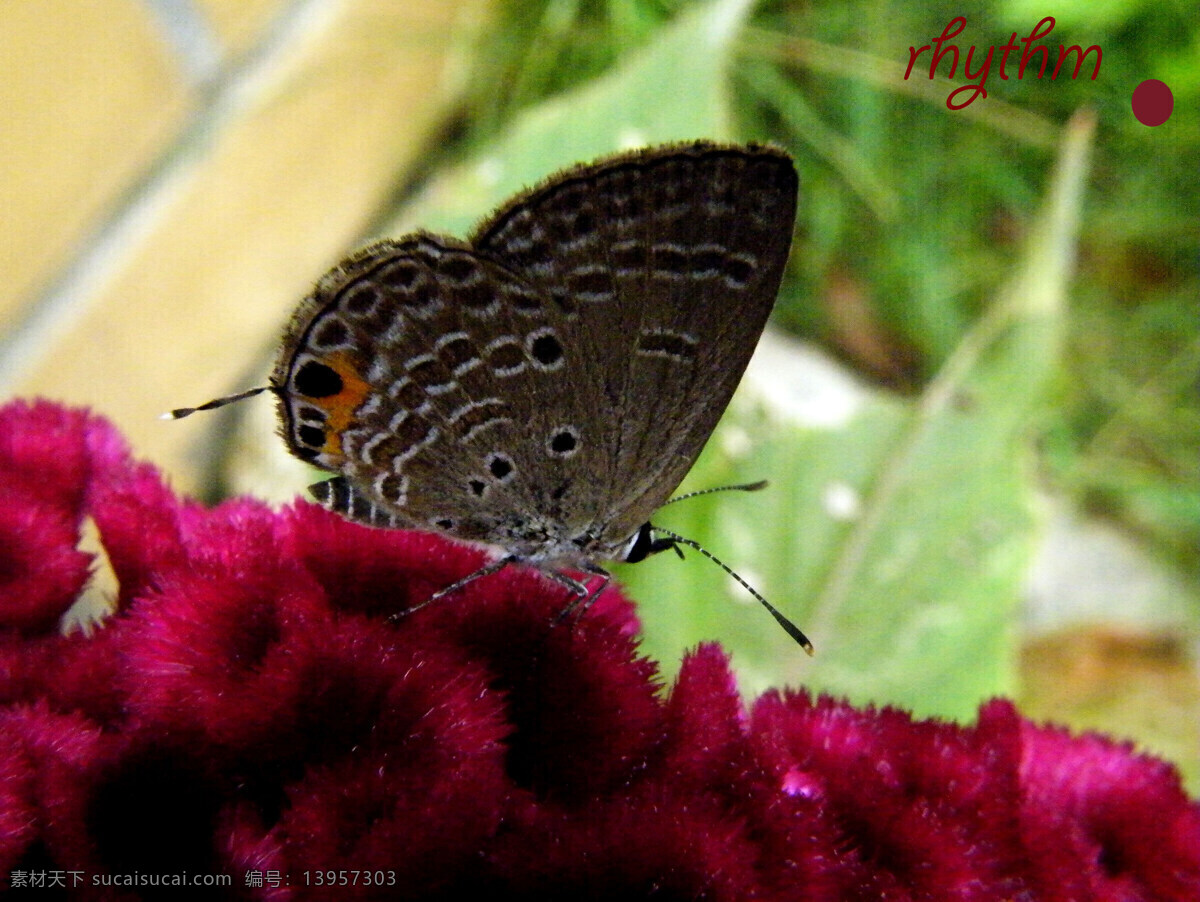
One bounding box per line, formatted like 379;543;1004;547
620;522;686;564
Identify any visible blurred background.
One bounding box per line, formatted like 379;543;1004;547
1;0;1196;788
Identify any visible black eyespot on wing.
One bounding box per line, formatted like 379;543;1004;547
294;361;343;398
549;429;576;454
312;318;350;349
298;424;326;447
529;332;563;367
489;455;513;480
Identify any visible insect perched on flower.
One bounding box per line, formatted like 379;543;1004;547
171;141;811;651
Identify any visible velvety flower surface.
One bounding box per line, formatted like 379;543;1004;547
1;398;1198;900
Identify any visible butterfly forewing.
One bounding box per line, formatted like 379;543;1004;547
473;143;798;543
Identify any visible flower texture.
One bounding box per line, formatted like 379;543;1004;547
1;398;1198;900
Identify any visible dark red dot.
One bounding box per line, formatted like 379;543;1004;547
1131;79;1173;126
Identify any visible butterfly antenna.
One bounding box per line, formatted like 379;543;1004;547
652;525;813;655
161;386;272;420
663;480;768;506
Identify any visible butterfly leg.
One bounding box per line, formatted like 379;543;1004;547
549;563;612;627
388;554;518;622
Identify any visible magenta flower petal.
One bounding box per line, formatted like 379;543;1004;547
2;400;1198;900
0;497;91;633
120;546;332;755
1018;706;1200;900
413;563;660;802
0;703;115;883
488;786;768;899
0;723;36;874
656;642;748;790
1;627;127;725
0;400;99;510
86;462;190;609
265;633;510;893
0;401;103;633
291;501;657;803
218;804;290;901
751;690;1032;897
0;399;187;630
284;501;486;619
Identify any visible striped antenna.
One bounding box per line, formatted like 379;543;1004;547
663;480;767;506
650;524;813;655
161;386;271;420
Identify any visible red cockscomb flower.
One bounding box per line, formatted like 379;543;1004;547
1;399;1197;900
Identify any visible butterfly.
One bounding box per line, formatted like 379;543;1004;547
171;141;810;651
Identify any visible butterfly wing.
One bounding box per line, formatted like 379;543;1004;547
272;233;612;549
472;141;798;547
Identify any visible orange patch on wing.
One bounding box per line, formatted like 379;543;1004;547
307;352;372;459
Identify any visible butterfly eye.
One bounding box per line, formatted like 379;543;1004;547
622;524;655;563
622;524;681;564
